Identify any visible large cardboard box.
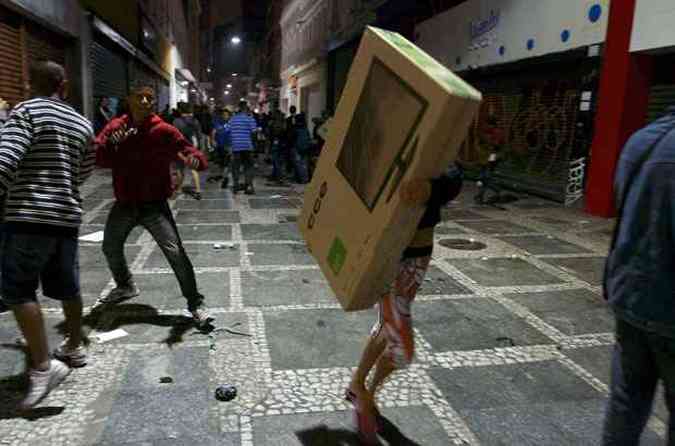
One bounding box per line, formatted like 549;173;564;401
299;27;482;311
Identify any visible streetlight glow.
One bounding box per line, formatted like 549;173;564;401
231;36;241;45
232;73;238;77
227;84;232;88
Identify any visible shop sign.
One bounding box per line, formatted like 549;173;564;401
469;9;500;51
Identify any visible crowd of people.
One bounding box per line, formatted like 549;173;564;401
0;59;671;446
94;96;332;198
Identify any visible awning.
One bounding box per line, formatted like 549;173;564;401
176;68;197;84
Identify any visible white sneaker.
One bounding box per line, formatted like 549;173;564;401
93;283;140;309
19;360;71;410
53;340;87;368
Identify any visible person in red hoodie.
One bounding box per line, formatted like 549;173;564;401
92;85;213;328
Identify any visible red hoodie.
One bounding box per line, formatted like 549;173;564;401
96;114;208;204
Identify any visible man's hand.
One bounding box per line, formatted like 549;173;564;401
109;124;137;148
400;179;431;206
185;154;200;170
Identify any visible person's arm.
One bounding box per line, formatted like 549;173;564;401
0;108;33;195
167;125;208;171
77;132;97;186
95;119;124;168
400;170;462;208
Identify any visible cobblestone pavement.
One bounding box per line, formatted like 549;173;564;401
0;169;669;445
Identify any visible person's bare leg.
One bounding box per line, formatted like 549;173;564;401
12;302;50;371
350;330;386;394
176;170;185;194
368;353;396;397
61;298;83;348
191;169;201;193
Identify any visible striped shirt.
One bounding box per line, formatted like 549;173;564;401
228;113;258;152
0;97;95;232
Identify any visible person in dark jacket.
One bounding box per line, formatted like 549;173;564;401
602;108;675;445
345;166;463;444
173;102;204;200
93;85;213;329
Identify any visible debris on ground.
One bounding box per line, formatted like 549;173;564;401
93;329;129;344
496;337;516;347
215;385;237;402
159;376;173;384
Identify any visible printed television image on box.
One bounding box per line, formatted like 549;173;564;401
336;58;428;211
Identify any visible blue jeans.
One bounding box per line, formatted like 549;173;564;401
603;318;675;445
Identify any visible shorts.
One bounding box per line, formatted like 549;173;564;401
1;232;81;305
371;256;431;369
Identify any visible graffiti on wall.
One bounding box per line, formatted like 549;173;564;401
458;79;588;199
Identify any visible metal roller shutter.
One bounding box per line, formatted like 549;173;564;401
0;7;24;109
647;84;675;123
459;56;598;202
25;22;67;68
90;37;128;100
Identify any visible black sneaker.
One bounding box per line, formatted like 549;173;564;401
245;185;255;195
0;299;7;314
221;178;229;189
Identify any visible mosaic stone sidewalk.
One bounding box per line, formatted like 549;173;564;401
0;170;669;445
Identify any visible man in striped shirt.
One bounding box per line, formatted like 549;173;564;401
229;101;259;195
0;61;96;410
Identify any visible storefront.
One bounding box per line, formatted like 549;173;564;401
90;16;171;117
0;5;24;109
417;0;610;203
631;0;675;124
0;3;76;110
326;36;360;114
295;59;326;127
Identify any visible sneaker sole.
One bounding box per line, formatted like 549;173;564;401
54;352;87;368
91;292;140;310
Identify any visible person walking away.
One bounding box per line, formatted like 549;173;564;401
294;112;311;184
284;107;308;184
345;164;463;443
211;108;232;188
268;110;288;185
602;108;675;445
92;85;213;329
229;101;258;195
173;102;204;200
0;61;96;409
195;105;214;157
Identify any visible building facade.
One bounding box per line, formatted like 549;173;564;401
0;0;203;124
278;0;386;125
416;0;610;204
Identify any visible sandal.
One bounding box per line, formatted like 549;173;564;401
344;388;383;441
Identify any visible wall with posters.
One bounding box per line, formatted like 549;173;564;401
630;0;675;53
416;0;610;72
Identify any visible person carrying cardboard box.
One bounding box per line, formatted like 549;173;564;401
345;164;463;443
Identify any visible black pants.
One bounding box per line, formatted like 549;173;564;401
102;201;204;311
603;317;675;445
231;151;254;188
